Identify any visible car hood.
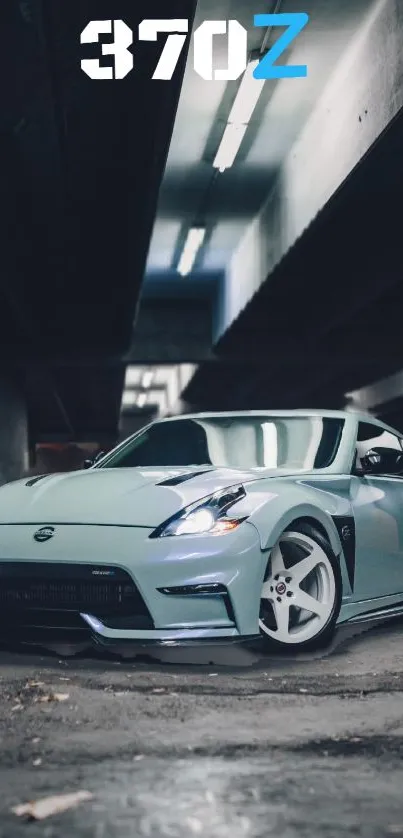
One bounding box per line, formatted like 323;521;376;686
0;466;269;527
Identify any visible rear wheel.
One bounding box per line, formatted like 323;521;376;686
259;523;342;651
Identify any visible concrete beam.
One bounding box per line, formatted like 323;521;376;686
219;0;403;338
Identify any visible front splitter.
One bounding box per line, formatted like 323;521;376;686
91;631;261;651
0;629;262;662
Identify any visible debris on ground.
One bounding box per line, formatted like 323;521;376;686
12;790;93;820
36;692;70;703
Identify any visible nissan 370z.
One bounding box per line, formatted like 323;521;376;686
0;410;402;655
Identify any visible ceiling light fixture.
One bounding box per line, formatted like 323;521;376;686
137;393;147;408
213;124;248;173
228;58;264;123
213;58;265;172
177;227;206;276
141;370;154;389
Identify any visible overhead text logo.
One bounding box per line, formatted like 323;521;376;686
80;14;309;82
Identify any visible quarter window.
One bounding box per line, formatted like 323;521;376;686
355;422;403;472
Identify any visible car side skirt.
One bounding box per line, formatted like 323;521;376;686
338;592;403;625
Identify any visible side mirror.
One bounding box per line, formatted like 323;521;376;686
83;450;106;470
361;447;403;476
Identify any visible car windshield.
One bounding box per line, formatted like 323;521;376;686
98;416;344;471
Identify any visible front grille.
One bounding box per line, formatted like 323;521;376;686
0;580;138;612
0;563;154;635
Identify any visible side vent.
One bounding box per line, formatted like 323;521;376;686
332;514;356;591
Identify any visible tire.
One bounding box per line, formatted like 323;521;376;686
259;522;342;652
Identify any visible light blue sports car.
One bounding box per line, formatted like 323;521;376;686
0;409;402;654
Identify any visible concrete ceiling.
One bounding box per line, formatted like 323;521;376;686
146;0;378;281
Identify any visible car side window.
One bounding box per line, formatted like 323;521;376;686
355;422;403;473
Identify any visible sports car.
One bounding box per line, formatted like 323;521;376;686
0;409;402;654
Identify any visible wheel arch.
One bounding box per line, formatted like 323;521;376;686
284;515;334;544
256;503;344;560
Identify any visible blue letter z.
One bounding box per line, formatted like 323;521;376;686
253;13;309;79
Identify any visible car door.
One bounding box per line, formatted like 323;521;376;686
350;421;403;600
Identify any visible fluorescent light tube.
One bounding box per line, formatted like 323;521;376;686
141;370;154;389
213;59;265;172
177;227;205;276
137;393;147;408
213;123;247;172
227;59;264;125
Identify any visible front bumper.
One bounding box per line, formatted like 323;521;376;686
0;521;266;645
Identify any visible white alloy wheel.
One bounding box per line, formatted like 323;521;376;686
259;530;337;645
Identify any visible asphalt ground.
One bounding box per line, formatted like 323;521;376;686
1;620;403;837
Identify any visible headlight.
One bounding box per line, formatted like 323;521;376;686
150;484;247;538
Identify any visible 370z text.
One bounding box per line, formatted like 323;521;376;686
80;14;309;81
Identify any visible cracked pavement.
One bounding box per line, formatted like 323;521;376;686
1;621;403;836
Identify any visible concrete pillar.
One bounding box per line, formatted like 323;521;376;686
0;376;29;485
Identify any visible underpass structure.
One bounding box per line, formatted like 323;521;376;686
3;0;403;475
127;0;403;434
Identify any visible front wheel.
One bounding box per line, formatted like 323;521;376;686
259;523;342;651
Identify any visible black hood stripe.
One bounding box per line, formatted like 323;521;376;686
26;475;48;487
157;469;213;486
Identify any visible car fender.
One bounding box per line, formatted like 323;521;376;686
245;480;351;560
251;502;342;557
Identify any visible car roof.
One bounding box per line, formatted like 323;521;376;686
157;410;400;435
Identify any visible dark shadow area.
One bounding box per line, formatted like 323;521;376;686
0;613;401;675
